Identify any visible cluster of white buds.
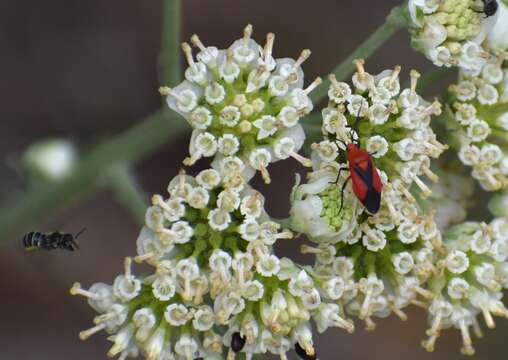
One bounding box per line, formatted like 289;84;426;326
426;169;474;231
71;169;348;360
447;56;508;190
421;219;508;355
408;0;498;70
289;61;446;328
161;24;320;184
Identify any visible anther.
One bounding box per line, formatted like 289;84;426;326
353;59;366;79
264;33;275;60
181;42;195;66
79;323;106;340
410;69;421;93
303;77;322;95
300;244;322;254
389;65;402;84
293;49;311;71
70;282;95;298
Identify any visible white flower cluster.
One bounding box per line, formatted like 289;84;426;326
408;0;498;70
161;24;319;184
71;169;348;360
291;61;445;243
301;235;439;330
447;57;508;190
289;61;446;327
422;219;508;355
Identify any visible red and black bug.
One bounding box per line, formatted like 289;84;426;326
333;100;383;214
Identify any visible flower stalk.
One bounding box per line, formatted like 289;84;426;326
310;3;409;103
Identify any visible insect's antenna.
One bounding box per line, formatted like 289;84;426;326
75;227;87;239
349;99;364;144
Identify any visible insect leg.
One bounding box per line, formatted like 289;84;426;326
331;166;350;184
338;175;351;215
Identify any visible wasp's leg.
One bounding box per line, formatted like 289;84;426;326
338;175;352;215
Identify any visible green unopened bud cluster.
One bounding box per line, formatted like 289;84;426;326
408;0;496;70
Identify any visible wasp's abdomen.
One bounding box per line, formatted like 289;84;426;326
23;232;47;250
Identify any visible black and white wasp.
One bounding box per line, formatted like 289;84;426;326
23;228;85;252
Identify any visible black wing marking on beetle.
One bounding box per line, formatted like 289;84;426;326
353;161;381;214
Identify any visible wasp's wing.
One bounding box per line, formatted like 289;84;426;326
352;161;381;214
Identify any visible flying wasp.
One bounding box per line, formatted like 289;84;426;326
23;228;85;252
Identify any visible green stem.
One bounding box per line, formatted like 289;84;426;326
0;110;188;241
310;3;408;103
107;164;148;225
160;0;182;85
415;66;456;95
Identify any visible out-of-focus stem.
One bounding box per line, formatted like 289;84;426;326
160;0;182;86
107;164;148;225
310;3;409;103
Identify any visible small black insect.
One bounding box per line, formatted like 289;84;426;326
295;342;317;360
482;0;498;17
23;228;85;251
231;332;246;353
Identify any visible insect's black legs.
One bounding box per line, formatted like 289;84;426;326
331;166;350;184
338;175;351;215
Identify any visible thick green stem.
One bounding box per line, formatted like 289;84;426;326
0;110;188;241
310;3;408;103
160;0;182;86
107;164;148;225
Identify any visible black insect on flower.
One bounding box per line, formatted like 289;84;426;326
482;0;498;17
231;332;246;353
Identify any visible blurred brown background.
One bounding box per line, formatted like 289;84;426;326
0;0;504;359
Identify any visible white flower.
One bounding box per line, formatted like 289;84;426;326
208;209;232;230
445;250;470;274
362;227;387;252
152;275;176;301
254;115;278;140
165;304;190;326
174;334;199;359
392;252;415;275
366;135;389;158
192;306;215;331
447;277;470;299
256;255;281;277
